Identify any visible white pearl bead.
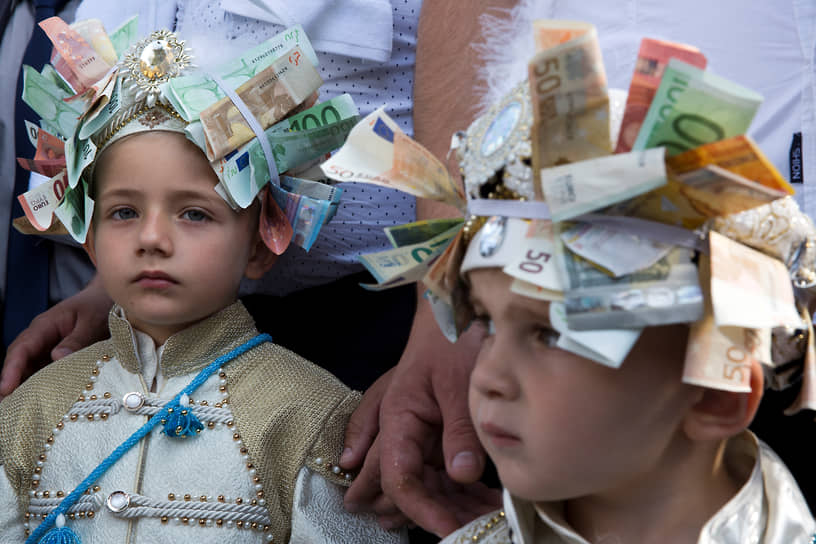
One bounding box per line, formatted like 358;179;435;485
89;376;97;382
224;496;232;503
173;517;181;525
314;458;323;465
258;499;266;506
43;444;51;451
332;466;341;474
226;520;234;529
36;461;43;467
206;519;213;527
248;469;256;476
266;534;274;541
254;484;262;491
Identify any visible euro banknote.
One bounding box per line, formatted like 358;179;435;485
359;223;462;285
213;95;359;207
321;108;465;209
550;301;641;368
22;65;84;139
682;254;767;392
109;15;138;57
560;222;671;278
384;218;465;248
54;179;94;243
539;147;667;221
616;38;706;153
40;17;113;92
501;219;563;300
162;24;318;121
605;163;786;230
18;170;69;231
633;58;762;155
666;135;794;194
558;224;703;330
528;20;610;197
199;45;323;160
708;231;802;330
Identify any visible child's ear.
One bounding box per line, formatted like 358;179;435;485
244;233;278;280
683;357;763;442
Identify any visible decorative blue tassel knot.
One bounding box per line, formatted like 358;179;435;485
161;394;203;438
38;514;80;544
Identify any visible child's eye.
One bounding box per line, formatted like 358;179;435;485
473;315;496;336
535;326;560;348
111;207;137;220
182;209;209;222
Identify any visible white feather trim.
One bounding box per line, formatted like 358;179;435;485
472;0;552;115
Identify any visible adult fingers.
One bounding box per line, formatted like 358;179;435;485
50;305;109;360
379;412;461;537
340;368;394;470
344;434;384;511
1;310;66;396
437;329;485;484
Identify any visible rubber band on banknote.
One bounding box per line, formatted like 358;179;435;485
467;198;551;219
467;199;706;253
205;71;280;189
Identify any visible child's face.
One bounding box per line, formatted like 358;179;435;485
90;132;261;343
467;268;698;503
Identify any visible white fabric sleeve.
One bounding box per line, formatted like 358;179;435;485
289;466;407;544
0;464;26;541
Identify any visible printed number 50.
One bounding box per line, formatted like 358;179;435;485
519;250;551;274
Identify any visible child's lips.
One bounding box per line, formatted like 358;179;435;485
134;270;177;288
480;421;522;447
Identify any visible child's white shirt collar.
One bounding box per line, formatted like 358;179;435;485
504;431;814;543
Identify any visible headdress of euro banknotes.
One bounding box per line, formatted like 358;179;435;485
15;15;360;255
320;20;816;414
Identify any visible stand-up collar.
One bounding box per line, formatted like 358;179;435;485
108;301;259;378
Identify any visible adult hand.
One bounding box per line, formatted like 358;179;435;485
341;299;501;536
1;274;111;397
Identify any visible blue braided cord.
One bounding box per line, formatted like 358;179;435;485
26;333;272;543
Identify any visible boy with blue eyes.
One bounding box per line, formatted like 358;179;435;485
0;23;404;544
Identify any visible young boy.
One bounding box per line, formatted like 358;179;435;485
324;20;816;542
442;235;814;543
0;20;404;544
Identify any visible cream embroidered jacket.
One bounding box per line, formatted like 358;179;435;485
0;302;405;544
441;432;814;544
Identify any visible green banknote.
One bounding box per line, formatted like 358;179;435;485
22;65;83;139
384;218;465;248
109;15;139;57
213;95;359;207
359;224;461;284
162;24;318;121
54;179;94;243
65;136;97;188
633;59;762;155
40;64;75;95
79;76;122;140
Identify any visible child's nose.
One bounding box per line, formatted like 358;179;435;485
138;212;173;255
470;334;520;400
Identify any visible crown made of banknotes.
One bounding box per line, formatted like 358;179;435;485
16;16;359;255
320;20;816;413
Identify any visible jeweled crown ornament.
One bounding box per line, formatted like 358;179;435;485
123;29;193;107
